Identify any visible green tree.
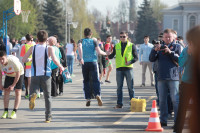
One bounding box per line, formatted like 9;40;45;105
135;0;159;44
129;0;137;22
150;0;168;23
43;0;65;42
0;0;37;40
68;0;99;42
29;0;46;34
113;0;129;22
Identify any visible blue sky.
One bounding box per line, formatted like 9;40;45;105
88;0;178;15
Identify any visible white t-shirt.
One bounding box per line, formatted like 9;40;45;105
66;43;74;56
0;55;24;77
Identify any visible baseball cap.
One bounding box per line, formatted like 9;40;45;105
21;37;26;41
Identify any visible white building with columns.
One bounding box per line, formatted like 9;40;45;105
162;0;200;42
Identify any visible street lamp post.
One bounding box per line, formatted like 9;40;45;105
68;21;78;43
65;7;73;43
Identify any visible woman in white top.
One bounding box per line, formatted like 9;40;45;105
66;38;77;75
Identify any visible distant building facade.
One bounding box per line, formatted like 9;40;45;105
162;0;200;42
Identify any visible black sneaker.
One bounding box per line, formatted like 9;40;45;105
86;100;91;107
114;104;123;109
105;80;111;83
160;122;167;127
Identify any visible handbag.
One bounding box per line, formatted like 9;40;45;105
62;69;72;84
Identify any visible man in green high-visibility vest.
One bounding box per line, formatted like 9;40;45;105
109;31;138;109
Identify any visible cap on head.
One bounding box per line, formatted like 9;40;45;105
21;37;26;41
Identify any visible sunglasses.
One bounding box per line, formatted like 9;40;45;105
120;36;126;38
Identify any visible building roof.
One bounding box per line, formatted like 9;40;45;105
162;1;200;13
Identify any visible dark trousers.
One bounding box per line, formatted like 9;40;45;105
154;72;159;105
51;68;58;96
174;82;192;133
82;62;100;99
56;73;63;93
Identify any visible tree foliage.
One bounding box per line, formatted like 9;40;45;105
112;0;129;22
129;0;137;22
150;0;168;23
43;0;65;42
29;0;46;34
135;0;159;44
0;0;37;40
68;0;98;42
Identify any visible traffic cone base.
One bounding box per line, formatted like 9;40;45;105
145;122;163;132
145;100;163;132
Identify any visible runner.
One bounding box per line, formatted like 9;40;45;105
22;30;64;123
20;34;34;98
78;28;110;107
104;35;113;83
0;51;24;119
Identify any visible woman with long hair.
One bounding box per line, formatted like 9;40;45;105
66;38;77;76
173;25;200;133
188;25;200;133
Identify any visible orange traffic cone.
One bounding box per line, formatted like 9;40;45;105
145;100;163;132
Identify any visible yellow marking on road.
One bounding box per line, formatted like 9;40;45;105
146;96;157;103
113;96;157;125
113;112;135;125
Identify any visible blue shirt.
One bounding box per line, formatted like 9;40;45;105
82;38;97;62
139;43;154;62
178;47;192;84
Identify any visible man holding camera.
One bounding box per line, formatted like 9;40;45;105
149;29;181;127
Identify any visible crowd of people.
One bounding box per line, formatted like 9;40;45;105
0;25;199;133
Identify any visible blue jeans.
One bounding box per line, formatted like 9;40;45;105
82;62;100;99
0;90;2;96
116;69;135;106
67;55;74;75
158;80;179;123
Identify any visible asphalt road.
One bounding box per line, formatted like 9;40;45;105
0;60;183;133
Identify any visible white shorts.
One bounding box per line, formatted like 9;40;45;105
25;69;31;77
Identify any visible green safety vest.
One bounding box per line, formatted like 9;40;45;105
115;41;133;68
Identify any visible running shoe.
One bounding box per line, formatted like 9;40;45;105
114;104;123;109
37;93;40;98
45;115;52;123
29;93;37;110
1;111;8;119
96;95;103;106
40;92;44;96
105;80;111;83
10;111;16;119
25;94;29;99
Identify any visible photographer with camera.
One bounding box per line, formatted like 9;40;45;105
149;29;181;127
